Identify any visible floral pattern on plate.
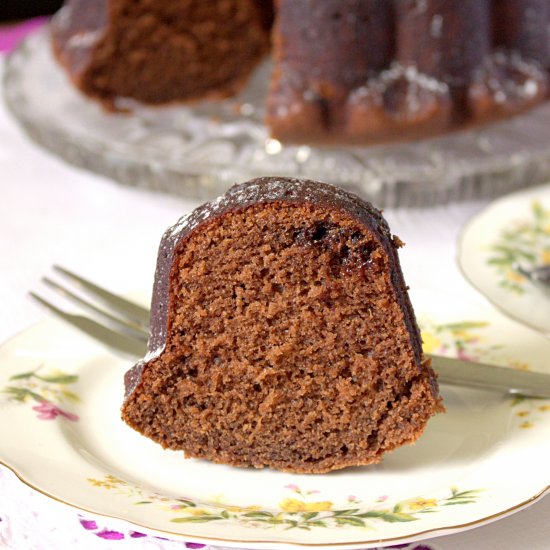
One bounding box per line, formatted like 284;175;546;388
486;200;550;294
510;395;550;430
418;312;550;428
1;365;79;421
85;475;482;531
420;318;527;369
0;288;549;548
458;184;550;335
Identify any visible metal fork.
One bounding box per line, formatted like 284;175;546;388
515;263;550;294
29;265;148;359
29;266;550;398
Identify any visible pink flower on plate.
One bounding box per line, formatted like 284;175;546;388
457;348;474;361
32;401;79;422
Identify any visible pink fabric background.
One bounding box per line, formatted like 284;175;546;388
0;17;47;53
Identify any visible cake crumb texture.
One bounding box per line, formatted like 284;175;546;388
53;0;271;105
122;178;442;473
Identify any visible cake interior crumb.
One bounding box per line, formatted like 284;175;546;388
123;201;440;473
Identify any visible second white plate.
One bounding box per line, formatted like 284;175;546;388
458;183;550;337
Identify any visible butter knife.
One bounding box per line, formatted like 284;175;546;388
430;354;550;398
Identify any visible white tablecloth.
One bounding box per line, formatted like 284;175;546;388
0;60;549;550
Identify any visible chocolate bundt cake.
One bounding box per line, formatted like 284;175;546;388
121;177;442;473
268;0;549;143
52;0;550;144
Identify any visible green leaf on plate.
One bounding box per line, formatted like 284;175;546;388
335;517;365;527
332;509;360;516
61;389;80;402
36;374;79;384
9;371;35;380
243;511;274;518
358;510;387;518
170;516;222;523
175;499;195;507
2;387;44;403
378;512;417;523
307;520;327;528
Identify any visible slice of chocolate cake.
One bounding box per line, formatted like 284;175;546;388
52;0;272;107
122;177;442;473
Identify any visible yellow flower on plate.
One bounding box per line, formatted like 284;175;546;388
87;478;117;489
104;474;124;485
506;270;525;284
520;421;534;429
421;332;441;354
510;361;530;371
540;249;550;265
87;478;104;487
187;508;211;516
279;498;333;513
407;498;438;511
222;505;262;513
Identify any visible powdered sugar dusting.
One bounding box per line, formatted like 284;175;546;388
352;64;448;100
166;177;387;252
470;50;548;108
349;63;450;122
66;30;101;50
53;5;73;31
168;212;193;237
430;15;443;39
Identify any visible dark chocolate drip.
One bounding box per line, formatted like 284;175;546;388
493;0;550;70
275;0;394;91
395;0;491;88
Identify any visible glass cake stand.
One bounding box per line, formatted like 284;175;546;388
6;27;550;207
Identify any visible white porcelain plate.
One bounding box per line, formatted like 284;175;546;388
1;290;549;549
458;183;550;337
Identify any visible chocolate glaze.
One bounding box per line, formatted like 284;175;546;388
53;0;550;144
267;0;550;143
493;0;550;70
51;0;107;78
266;0;394;139
395;0;491;90
274;0;393;93
123;177;430;401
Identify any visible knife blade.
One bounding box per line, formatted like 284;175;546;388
430;354;550;399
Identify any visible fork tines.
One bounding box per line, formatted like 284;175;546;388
29;266;150;359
